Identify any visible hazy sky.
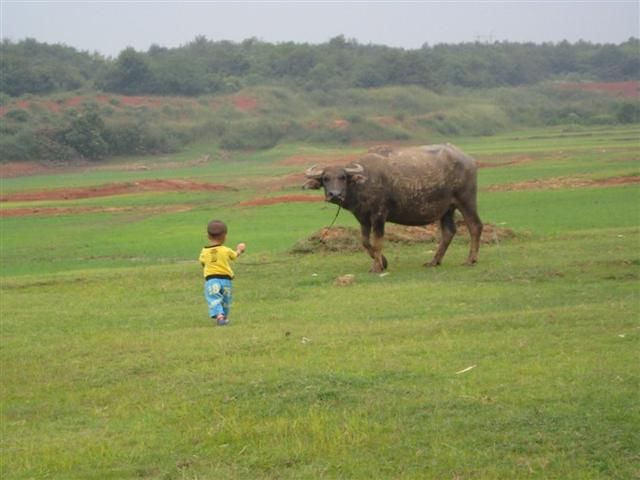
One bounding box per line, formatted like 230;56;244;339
1;1;638;57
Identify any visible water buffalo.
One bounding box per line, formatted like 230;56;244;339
303;144;482;272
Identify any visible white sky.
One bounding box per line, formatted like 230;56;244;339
1;1;638;57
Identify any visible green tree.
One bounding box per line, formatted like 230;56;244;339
0;38;96;96
63;107;108;159
98;48;156;94
153;54;207;95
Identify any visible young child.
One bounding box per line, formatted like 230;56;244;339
199;220;246;326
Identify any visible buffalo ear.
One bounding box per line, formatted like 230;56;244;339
303;178;322;190
350;174;367;184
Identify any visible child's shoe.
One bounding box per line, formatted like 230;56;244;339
216;314;229;326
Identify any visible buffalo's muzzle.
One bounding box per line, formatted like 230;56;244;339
326;191;344;204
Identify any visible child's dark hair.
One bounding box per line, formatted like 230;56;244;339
207;220;227;238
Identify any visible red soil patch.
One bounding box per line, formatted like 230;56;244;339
117;96;164;107
237;195;323;207
306;119;351;129
0;205;192;218
330;119;350;129
1;179;229;202
485;175;640;192
279;152;362;167
0;162;70;178
557;81;640;98
232;172;307;192
476;157;534;169
65;96;86;107
373;116;398;126
231;95;259;112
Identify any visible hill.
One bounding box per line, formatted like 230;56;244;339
1;82;638;163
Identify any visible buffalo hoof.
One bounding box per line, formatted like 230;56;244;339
370;255;388;273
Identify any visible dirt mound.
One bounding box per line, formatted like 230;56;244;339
0;179;229;202
238;195;323;207
291;222;516;253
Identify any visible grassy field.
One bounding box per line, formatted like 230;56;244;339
1;126;639;479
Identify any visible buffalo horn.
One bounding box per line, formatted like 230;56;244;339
305;165;324;179
344;163;364;174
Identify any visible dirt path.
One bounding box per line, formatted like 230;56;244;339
0;205;193;218
0;179;229;202
484;175;640;192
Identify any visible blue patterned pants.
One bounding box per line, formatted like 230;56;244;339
204;278;232;319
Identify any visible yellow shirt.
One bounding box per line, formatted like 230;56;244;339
199;245;238;278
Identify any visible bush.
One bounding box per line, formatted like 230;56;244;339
417;115;461;136
0;130;36;161
616;102;640;123
63;108;108;160
303;126;353;145
35;129;78;161
219;120;285;150
5;109;30;122
102;121;146;155
140;128;181;154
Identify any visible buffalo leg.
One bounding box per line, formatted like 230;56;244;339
427;207;456;267
360;222;375;258
370;218;387;272
361;221;388;271
457;200;483;265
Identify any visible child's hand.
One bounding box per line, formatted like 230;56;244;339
237;243;246;254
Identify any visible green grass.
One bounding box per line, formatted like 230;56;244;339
1;125;639;479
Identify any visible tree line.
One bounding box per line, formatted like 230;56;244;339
1;36;639;97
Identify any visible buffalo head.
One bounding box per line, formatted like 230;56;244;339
303;164;367;205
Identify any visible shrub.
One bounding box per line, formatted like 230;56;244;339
0;130;36;161
35;129;78;161
102;121;145;155
616;102;640;123
139;126;181;154
5;109;30;122
219;120;285;150
63;108;108;159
